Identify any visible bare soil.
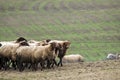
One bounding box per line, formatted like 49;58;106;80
0;60;120;80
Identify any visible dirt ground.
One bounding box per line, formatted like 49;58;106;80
0;60;120;80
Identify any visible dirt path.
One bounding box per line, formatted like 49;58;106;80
0;60;120;80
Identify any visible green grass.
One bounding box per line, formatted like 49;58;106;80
0;0;120;61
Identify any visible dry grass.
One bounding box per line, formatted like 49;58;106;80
0;60;120;80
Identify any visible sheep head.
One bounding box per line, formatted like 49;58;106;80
50;42;57;51
16;37;27;43
19;41;29;46
54;41;71;57
45;39;51;43
63;41;71;49
59;41;71;55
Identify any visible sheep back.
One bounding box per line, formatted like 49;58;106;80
62;54;84;63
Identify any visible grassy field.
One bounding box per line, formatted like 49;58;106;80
0;0;120;61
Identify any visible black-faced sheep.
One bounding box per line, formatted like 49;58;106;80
16;42;57;71
49;40;71;66
15;37;27;43
62;54;84;63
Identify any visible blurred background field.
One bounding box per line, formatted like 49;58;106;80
0;0;120;61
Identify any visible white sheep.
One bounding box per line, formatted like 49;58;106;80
62;54;84;63
106;53;120;60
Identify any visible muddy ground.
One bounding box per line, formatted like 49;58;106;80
0;60;120;80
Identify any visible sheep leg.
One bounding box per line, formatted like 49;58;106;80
3;58;9;70
16;56;23;72
27;63;32;69
31;63;35;71
18;60;24;72
19;62;24;72
24;63;28;69
58;57;63;66
40;60;45;71
2;58;6;70
16;55;21;71
33;61;38;71
40;61;45;69
35;62;38;71
0;57;4;70
51;59;55;69
0;63;1;69
0;56;2;69
16;60;21;70
12;61;16;70
47;59;51;69
32;62;37;71
21;63;25;71
57;58;60;66
53;59;58;66
40;63;43;71
4;62;7;70
60;58;63;66
51;59;58;68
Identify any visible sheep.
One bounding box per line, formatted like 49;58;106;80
0;41;29;70
16;42;57;71
49;40;71;66
16;46;36;71
106;53;120;60
23;39;52;69
62;54;84;63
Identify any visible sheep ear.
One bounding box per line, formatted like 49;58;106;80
20;41;29;46
46;39;51;43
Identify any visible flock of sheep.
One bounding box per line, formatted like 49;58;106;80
0;37;119;72
0;37;73;71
